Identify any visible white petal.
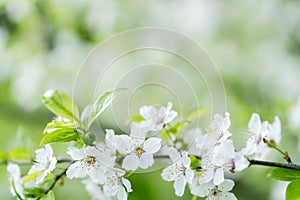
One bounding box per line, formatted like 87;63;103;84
248;113;261;135
88;165;106;184
105;129;117;150
174;176;186;197
185;168;194;184
130;123;146;138
219;192;238;200
161;164;178;181
192;181;214;197
214;168;225;185
139;154;154;169
181;151;191;168
199;169;214;184
67;147;86;160
122;178;133;192
117;186;127;200
168;147;180;163
234;153;249;171
143;137;161;154
219;179;235;192
122;155;139;171
66;161;87;179
116;135;134;154
139;105;152;119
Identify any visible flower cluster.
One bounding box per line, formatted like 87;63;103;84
67;102;176;200
4;89;283;200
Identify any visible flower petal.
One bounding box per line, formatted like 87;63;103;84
143;137;161;154
122;155;139;171
116;135;134;154
168;147;180;163
139;154;154;169
214;168;224;185
66;161;87;179
161;164;178;181
248;113;261;135
174;176;186;197
122;178;133;192
117;186;127;200
199;168;214;184
219;179;235;192
185;168;194;184
67;147;86;160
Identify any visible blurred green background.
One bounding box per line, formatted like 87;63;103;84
1;0;300;199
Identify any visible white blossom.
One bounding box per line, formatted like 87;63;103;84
28;144;57;184
82;179;112;200
116;134;161;171
241;113;281;159
7;163;25;199
161;148;194;197
196;113;232;154
138;102;178;131
103;169;132;200
66;146;106;183
199;140;249;186
265;116;281;145
191;178;237;200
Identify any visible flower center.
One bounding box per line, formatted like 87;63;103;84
85;156;96;166
211;187;219;196
134;147;145;157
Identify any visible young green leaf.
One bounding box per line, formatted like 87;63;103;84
9;147;30;160
129;115;145;122
44;120;76;133
40;128;79;146
81;88;126;129
42;90;79;122
286;179;300;200
23;170;43;184
169;122;184;135
41;190;55;200
187;108;206;122
24;187;46;198
0;151;8;162
267;168;300;181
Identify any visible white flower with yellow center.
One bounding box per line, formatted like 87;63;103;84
116;134;162;171
138;102;178;131
191;178;237;200
66;146;106;184
28;144;57;184
161;148;194;197
103;169;132;200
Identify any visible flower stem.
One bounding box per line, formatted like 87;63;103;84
249;159;300;170
263;138;292;164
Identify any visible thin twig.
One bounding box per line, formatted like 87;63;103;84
249;159;300;170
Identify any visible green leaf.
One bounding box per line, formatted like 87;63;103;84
81;88;126;129
129;115;144;122
187;108;206;122
24;187;45;198
0;151;8;162
190;155;200;170
42;90;79;122
9;147;30;160
44;120;76;133
23;170;43;184
169;122;184;135
40;128;79;146
267;168;300;181
286;179;300;200
41;190;55;200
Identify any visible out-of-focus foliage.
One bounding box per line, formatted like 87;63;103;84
0;0;300;199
